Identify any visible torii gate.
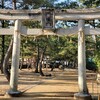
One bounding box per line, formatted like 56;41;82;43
0;8;100;100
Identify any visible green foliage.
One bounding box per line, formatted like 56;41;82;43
22;20;41;28
20;35;78;63
20;0;58;9
79;0;100;70
86;58;97;71
0;0;99;71
93;36;100;70
55;1;79;9
47;35;78;62
93;51;100;69
80;0;100;8
85;36;100;71
20;36;36;58
0;35;12;58
86;36;95;58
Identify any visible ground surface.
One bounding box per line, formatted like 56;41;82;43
0;68;99;100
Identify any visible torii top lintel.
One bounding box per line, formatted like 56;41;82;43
0;8;100;20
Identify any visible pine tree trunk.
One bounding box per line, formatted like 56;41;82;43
1;35;5;73
0;0;5;74
3;40;13;82
35;41;39;73
39;47;46;76
39;50;44;76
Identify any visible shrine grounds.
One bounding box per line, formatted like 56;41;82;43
0;68;99;100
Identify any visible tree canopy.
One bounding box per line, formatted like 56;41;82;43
0;0;100;72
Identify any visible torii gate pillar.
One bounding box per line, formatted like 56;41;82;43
74;20;91;100
7;20;21;96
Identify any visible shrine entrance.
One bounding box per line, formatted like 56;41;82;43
0;8;100;100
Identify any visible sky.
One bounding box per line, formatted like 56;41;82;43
58;0;77;3
58;0;67;2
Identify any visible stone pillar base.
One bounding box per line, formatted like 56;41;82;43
5;90;22;97
74;93;92;100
